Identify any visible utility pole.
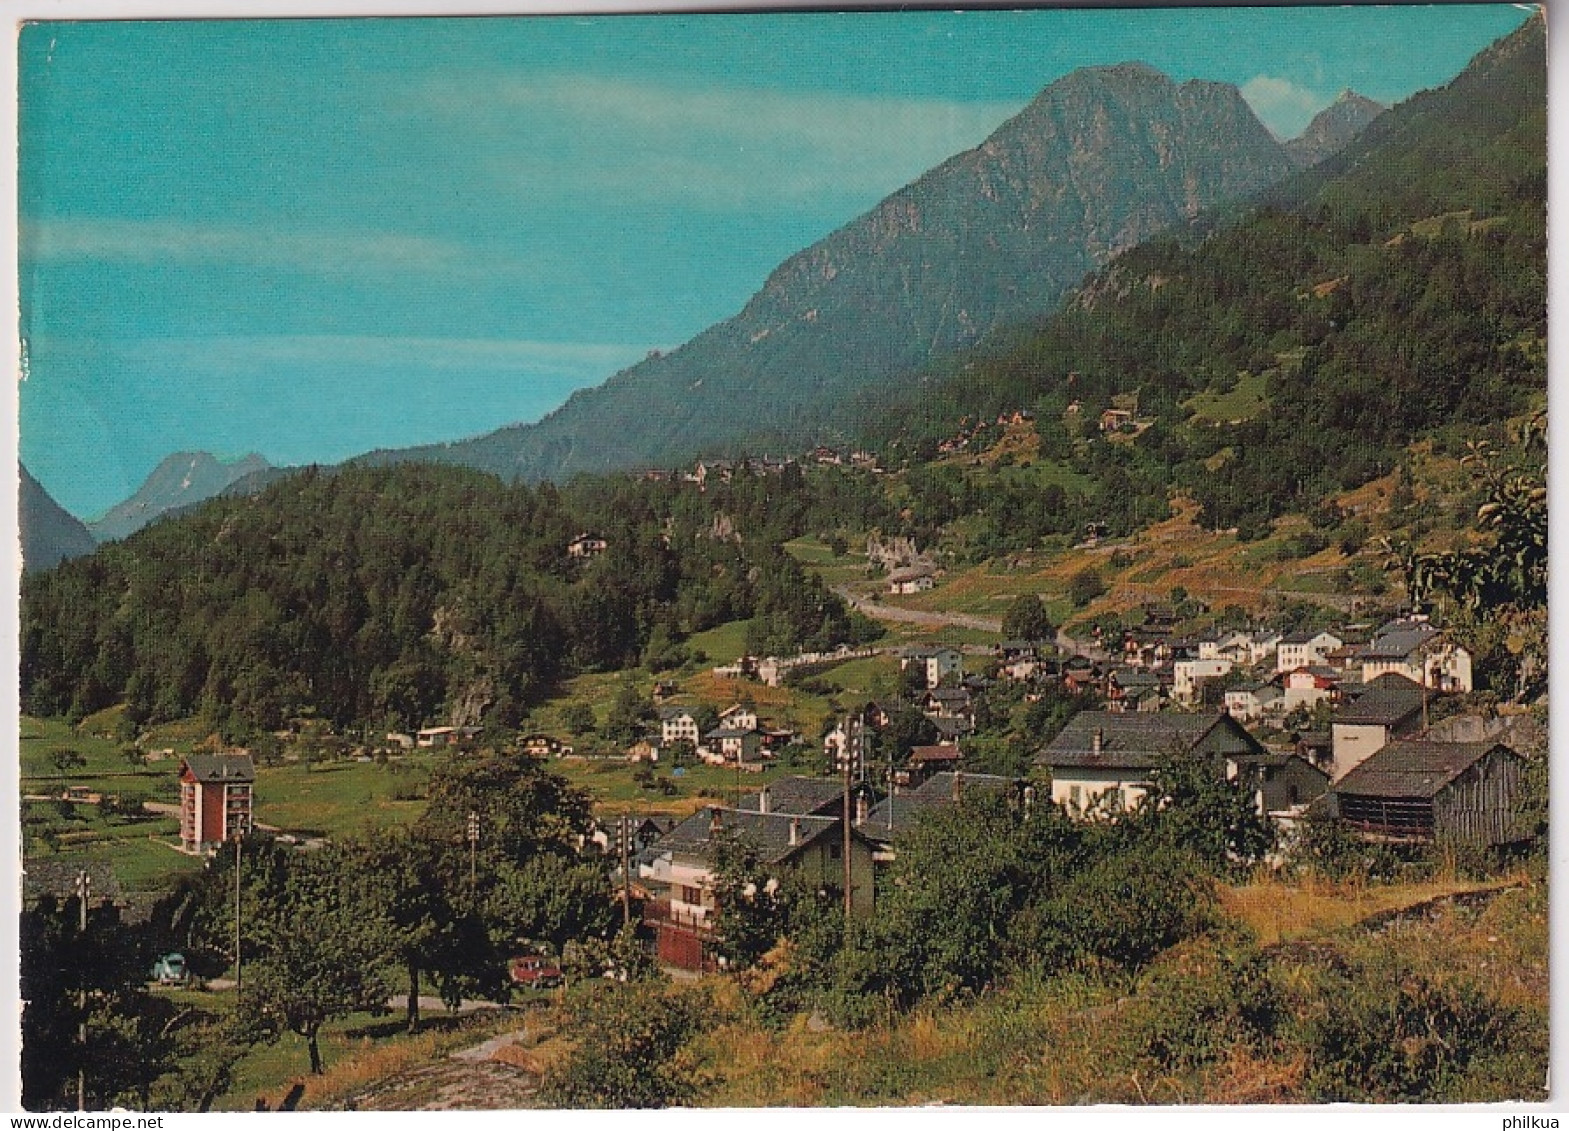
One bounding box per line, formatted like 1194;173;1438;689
840;714;858;923
619;815;633;928
467;811;480;886
75;867;89;1112
233;832;243;991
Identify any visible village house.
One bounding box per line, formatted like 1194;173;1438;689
416;725;482;748
995;639;1046;682
1224;681;1283;723
1036;711;1265;818
1228;752;1329;820
1098;407;1134;432
858;771;1022;860
1173;656;1233;705
921;686;975;722
178;753;255;855
1276;631;1345;673
900;645;962;689
718;703;759;733
887;564;937;595
896;744;963;788
640;806;877;970
659;707;702;747
1107;667;1164;713
1324;740;1526;847
1360;618;1473;693
700;727;764;767
1293;730;1334;774
931;715;975;743
1281;666;1343;713
737;777;863;819
519;733;573;758
1328;674;1429;780
586;813;673;858
822;702;891;766
565;532;609;560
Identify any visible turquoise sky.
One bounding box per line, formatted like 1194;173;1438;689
18;6;1535;519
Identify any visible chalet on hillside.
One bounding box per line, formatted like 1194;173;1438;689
519;733;573;758
1036;711;1264;817
1325;740;1526;847
566;533;609;560
887;564;937;595
178;754;255;855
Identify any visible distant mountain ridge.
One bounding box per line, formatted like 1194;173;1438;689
19;464;96;572
1284;91;1385;167
89;451;272;543
357;61;1311;483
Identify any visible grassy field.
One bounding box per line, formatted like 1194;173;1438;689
1183;368;1271;424
253;758;433;839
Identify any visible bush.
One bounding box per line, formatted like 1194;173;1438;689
1067;567;1106;608
1128;934;1282;1073
1298;966;1522;1102
537;983;713;1108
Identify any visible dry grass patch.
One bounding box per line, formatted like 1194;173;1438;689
1221;874;1518;946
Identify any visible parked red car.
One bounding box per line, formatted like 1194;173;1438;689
509;953;564;989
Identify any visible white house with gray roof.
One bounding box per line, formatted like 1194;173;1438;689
1036;711;1264;817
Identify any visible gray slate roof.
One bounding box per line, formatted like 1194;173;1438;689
859;773;1018;838
1333;740;1516;799
908;771;1016;802
1333;685;1426;726
1037;711;1260;770
1363;624;1439;660
182;753;255;783
654;807;842;864
738;775;849;817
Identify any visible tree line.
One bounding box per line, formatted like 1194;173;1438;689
21;463;886;738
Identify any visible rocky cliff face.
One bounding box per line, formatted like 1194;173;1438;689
363;62;1299;484
1284;91;1385;167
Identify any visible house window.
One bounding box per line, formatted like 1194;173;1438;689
829;843;842;860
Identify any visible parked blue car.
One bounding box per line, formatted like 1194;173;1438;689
151;953;188;985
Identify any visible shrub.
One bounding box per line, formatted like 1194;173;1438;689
537;983;713;1108
1128;934;1282;1073
1297;967;1522;1102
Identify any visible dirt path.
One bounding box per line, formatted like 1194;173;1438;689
836;587;1003;633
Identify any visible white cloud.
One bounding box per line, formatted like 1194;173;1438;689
1240;75;1328;140
115;334;648;377
21;219;472;274
410;74;1021;207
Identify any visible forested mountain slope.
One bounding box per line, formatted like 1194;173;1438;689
859;12;1544;539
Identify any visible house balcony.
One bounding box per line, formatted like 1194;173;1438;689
642;898;716;937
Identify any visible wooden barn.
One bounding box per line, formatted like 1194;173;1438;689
1326;740;1526;847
